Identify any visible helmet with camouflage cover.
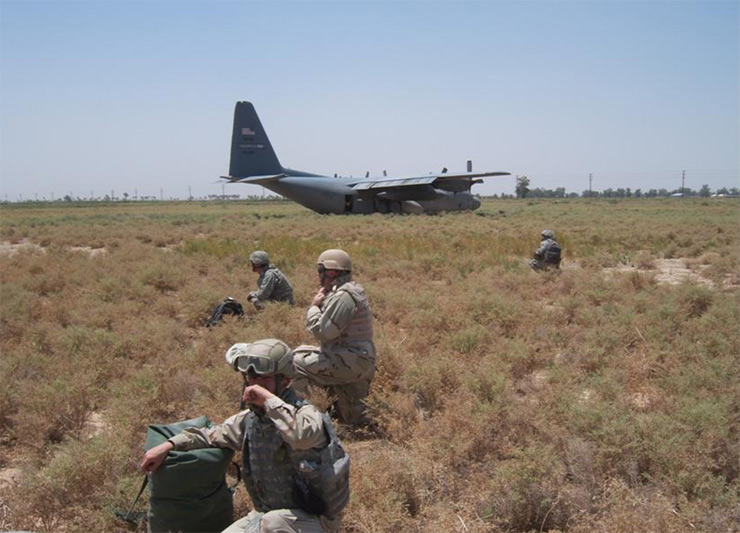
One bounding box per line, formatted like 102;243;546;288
541;230;555;240
317;249;352;271
249;250;270;267
225;339;293;377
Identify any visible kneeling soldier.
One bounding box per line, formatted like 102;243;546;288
293;249;376;427
529;229;562;271
247;251;295;310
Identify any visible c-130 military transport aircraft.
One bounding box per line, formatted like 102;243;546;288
220;101;510;214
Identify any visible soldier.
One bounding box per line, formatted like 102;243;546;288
140;339;349;533
247;250;295;310
529;229;562;271
292;249;376;426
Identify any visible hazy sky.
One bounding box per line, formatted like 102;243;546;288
1;0;738;201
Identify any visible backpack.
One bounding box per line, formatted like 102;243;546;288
205;297;244;327
545;241;561;264
146;416;235;533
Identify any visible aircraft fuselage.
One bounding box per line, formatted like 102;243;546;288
262;174;481;215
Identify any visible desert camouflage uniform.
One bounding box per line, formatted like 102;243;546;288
293;277;376;425
248;265;295;310
529;237;561;271
167;389;340;533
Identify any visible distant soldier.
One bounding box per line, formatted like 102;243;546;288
292;249;376;426
247;251;295;310
529;230;562;271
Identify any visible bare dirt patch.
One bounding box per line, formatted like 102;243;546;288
0;239;45;257
630;391;654;411
69;246;107;257
80;411;110;440
0;240;107;257
0;466;22;492
605;258;714;287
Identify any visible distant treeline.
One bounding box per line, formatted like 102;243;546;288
500;184;740;199
1;194;289;204
4;187;739;205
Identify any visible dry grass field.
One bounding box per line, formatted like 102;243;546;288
0;197;738;533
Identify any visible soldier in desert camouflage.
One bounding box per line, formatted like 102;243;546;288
292;249;376;426
141;339;348;533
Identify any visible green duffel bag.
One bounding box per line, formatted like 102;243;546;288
146;416;234;533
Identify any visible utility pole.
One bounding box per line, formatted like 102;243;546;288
160;188;163;201
681;170;686;197
589;173;593;197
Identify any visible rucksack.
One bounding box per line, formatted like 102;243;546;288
146;416;235;533
545;241;561;263
205;297;244;327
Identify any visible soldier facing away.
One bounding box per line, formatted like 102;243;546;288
292;249;376;426
140;339;349;533
529;229;562;271
247;251;295;310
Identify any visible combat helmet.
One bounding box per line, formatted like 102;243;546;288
541;230;555;240
317;249;352;271
249;250;270;267
225;339;293;376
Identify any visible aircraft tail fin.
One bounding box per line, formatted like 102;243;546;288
229;102;284;178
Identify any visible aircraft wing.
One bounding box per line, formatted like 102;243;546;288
350;171;510;194
220;174;285;184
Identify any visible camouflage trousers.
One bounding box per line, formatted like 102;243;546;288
221;509;336;533
292;345;376;426
529;258;560;271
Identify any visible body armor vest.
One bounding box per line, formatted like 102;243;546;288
335;281;374;343
241;390;349;518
